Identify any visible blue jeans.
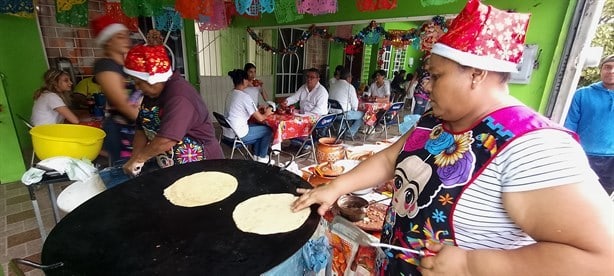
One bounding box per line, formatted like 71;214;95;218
241;124;273;158
587;155;614;195
346;110;364;136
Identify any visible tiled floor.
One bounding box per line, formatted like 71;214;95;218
0;110;410;275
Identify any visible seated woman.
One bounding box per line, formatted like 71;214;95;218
223;69;274;164
122;31;223;176
31;69;79;126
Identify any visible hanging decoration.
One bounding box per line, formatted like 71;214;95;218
344;40;363;55
296;0;337;15
56;0;88;26
0;0;34;17
155;7;183;32
273;0;303;24
419;17;446;52
104;0;138;31
356;0;397;12
235;0;274;16
121;0;171;17
175;0;207;20
197;0;229;31
247;16;447;54
420;0;457;7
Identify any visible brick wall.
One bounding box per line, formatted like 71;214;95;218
305;36;329;71
37;0;105;80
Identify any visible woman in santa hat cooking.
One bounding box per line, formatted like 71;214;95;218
292;0;613;275
122;31;223;176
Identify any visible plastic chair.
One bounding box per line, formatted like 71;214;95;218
294;113;337;162
328;99;355;141
365;102;404;141
212;112;255;160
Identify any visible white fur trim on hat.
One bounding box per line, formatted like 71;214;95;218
431;43;520;73
124;67;173;85
95;23;128;47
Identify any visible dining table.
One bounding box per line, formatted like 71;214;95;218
262;112;318;151
358;99;391;126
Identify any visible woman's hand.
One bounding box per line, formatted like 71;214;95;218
292;184;342;216
418;243;470;276
123;158;145;177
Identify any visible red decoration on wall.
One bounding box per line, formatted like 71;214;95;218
104;2;138;31
357;0;397;12
175;0;209;20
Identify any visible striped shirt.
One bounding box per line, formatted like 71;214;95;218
453;129;598;250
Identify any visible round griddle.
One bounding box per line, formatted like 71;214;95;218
41;159;320;276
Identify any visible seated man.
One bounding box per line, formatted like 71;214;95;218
365;69;391;102
281;68;329;116
328;69;364;138
122;31;224;176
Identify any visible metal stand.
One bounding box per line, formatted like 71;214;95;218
24;171;72;241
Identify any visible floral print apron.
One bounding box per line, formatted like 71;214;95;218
378;106;573;275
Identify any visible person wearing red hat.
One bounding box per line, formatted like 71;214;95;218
292;1;613;275
91;15;139;164
121;31;223;176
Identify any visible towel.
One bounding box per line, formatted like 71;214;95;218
21;157;98;185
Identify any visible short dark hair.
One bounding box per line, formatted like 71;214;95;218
339;69;352;80
375;69;386;77
228;69;247;85
334;65;344;74
243;63;256;72
304;68;320;77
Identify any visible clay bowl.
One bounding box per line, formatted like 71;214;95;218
336;195;369;222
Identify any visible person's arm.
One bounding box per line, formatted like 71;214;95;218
349;86;359;111
383;80;391;97
313;88;329;115
96;71;139;121
129;136;177;164
130;129;148;158
563;91;581;132
293;129;412;215
54;106;79;124
284;88;302;107
252;106;273;122
259;86;269;102
419;133;614;276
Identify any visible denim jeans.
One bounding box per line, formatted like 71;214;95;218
346;110;365;136
587;155;614;195
241;124;273;158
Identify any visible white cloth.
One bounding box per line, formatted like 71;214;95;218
285;83;329;116
329;79;359;113
243;86;262;107
21;157;98;185
366;80;391;98
328;77;338;87
223;89;257;138
31;92;67;126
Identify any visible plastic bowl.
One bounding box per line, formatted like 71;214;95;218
30;124;106;161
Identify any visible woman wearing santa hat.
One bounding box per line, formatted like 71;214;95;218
292;0;613;275
91;15;140;164
121;30;223;177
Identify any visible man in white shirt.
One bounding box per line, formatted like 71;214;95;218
366;69;391;101
282;68;329;116
329;69;364;137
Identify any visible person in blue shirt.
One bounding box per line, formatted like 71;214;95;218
564;54;614;194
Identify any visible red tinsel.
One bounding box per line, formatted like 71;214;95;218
104;2;138;31
357;0;397;12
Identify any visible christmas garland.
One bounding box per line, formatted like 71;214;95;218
247;16;447;54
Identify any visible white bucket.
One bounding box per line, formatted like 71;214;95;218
57;174;106;214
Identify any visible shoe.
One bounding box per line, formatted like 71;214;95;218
255;156;275;165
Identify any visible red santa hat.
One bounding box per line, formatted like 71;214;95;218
91;15;129;47
123;30;172;85
431;0;531;73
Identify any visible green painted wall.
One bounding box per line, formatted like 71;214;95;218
219;0;575;112
0;15;48;182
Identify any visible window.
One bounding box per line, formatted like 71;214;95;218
381;45;392;77
275;28;306;96
392;47;407;73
